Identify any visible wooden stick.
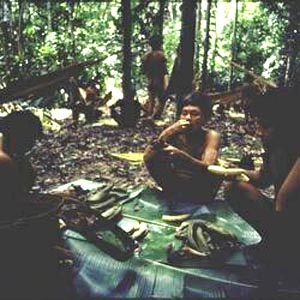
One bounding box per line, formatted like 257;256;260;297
122;213;177;229
215;51;277;88
230;61;277;88
208;84;250;104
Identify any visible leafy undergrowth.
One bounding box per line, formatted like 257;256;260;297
30;101;264;195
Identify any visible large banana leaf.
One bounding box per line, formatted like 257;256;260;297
110;152;144;165
60;179;300;299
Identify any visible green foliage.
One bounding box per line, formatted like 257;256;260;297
0;0;295;106
0;1;122;95
215;2;286;89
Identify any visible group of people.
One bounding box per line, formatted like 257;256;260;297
0;63;299;292
144;86;300;266
1;85;300;262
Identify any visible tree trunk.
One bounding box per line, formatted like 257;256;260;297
121;0;133;100
17;0;25;60
134;0;151;41
285;6;300;87
176;0;197;116
201;0;212;92
47;0;52;31
209;0;217;77
283;56;290;86
119;0;139;127
228;0;239;90
195;0;202;79
1;0;14;77
156;0;167;45
68;1;76;62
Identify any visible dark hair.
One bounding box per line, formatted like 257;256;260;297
182;91;212;120
149;35;162;50
0;110;43;155
249;86;299;130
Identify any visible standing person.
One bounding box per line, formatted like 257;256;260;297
141;35;169;119
225;86;300;265
143;91;221;211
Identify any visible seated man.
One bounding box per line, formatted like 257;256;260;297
68;77;103;124
225;86;300;265
0;111;65;300
110;89;141;128
143;91;221;207
0;110;43;217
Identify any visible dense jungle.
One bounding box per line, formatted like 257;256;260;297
0;0;299;193
1;1;300;299
0;0;300;190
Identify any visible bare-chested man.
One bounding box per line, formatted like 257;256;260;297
141;36;168;119
0;110;43;218
225;86;300;265
0;111;65;300
144;92;221;205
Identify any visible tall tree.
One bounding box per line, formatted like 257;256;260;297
119;0;138;127
201;0;212;91
17;0;25;60
176;0;197;116
121;0;133;100
195;0;202;79
1;0;14;79
228;0;239;90
156;0;167;45
209;0;218;77
46;0;52;31
283;2;299;86
68;0;76;62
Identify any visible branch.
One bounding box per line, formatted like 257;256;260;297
215;51;277;88
208;84;251;104
230;61;277;88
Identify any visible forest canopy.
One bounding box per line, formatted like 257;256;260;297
0;0;299;107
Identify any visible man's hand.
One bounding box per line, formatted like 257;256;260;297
158;120;191;141
162;145;185;158
169;120;191;134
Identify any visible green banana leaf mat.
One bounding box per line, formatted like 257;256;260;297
57;179;300;299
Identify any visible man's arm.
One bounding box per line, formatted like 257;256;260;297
158;120;191;142
242;169;262;183
162;129;220;171
275;158;300;212
201;130;220;165
163;74;168;91
0;151;23;206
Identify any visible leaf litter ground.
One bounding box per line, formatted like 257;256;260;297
30;102;268;198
